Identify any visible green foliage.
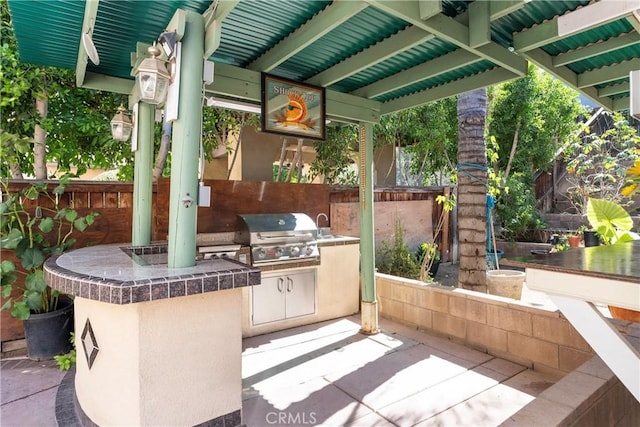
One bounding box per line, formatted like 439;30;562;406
563;112;640;214
586;198;639;245
54;332;76;371
309;125;359;185
376;218;420;280
417;193;455;281
1;1;133;178
373;98;458;185
0;176;98;319
272;164;301;183
487;64;585;176
202;107;260;162
494;173;547;242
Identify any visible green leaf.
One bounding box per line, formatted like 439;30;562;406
2;298;13;310
586;198;634;245
24;186;39;200
20;247;46;270
74;217;87;232
38;217;54;233
1;259;16;274
11;301;30;320
1;228;23;249
23;290;43;313
65;209;78;223
25;270;47;293
85;213;96;226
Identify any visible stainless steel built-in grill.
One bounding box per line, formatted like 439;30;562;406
234;213;320;266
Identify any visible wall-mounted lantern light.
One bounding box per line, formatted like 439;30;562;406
135;43;171;105
110;106;134;141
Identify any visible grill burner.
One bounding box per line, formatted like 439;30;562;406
235;213;319;266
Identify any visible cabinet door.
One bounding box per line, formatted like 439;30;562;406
285;270;316;319
252;275;286;325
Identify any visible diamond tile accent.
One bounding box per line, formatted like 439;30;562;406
81;318;99;370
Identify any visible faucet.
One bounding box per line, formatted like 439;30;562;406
316;213;329;232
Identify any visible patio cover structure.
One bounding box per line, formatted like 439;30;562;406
7;0;640;328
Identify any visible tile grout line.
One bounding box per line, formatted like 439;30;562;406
1;384;61;406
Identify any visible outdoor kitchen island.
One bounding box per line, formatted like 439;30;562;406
44;243;260;427
242;234;360;337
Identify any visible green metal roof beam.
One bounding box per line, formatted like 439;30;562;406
305;26;435;87
203;0;239;28
488;0;529;21
514;0;640;53
248;1;369;72
352;48;482;99
626;13;640;32
469;0;490;48
381;67;519;114
207;63;381;123
75;0;99;88
454;0;528;26
552;32;640;67
366;0;527;76
599;82;630;97
612;96;631;111
419;0;441;19
523;48;613;110
82;72;134;95
578;58;640;88
204;0;239;57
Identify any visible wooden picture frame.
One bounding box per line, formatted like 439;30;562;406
261;73;326;140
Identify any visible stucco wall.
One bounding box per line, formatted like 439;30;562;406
74;290;242;426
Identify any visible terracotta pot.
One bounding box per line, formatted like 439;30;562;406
608;306;640;322
567;235;581;247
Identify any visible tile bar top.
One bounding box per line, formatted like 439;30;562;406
44;243;261;305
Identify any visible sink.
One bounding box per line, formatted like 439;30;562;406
318;228;341;239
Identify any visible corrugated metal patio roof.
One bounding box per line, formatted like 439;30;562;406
7;0;640;122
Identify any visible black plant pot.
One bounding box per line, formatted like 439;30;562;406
583;230;600;247
429;260;440;277
23;297;74;361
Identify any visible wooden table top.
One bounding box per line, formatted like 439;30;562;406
501;240;640;284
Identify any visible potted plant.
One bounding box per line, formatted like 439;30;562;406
416;242;440;278
1;177;98;360
567;231;582;248
418;193;455;282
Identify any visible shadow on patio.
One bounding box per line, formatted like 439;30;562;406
242;315;559;427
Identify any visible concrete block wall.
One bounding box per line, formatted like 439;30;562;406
505;322;640;426
376;273;594;376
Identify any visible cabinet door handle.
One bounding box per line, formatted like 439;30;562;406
277;277;284;293
287;277;293;292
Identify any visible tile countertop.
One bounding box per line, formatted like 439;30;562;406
501;240;640;284
44;243;261;305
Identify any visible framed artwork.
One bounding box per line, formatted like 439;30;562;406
261;73;326;140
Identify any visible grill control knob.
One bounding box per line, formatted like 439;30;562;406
275;247;284;257
305;245;316;256
290;246;301;256
256;248;266;259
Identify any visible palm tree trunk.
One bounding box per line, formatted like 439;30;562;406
33;95;48;180
457;88;488;292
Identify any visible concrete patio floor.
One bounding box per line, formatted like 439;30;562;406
242;315;561;427
1;314;561;427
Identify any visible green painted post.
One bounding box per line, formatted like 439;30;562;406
167;11;205;268
359;122;379;334
132;102;154;245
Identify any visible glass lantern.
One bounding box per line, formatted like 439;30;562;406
135;44;171;105
110;106;133;141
